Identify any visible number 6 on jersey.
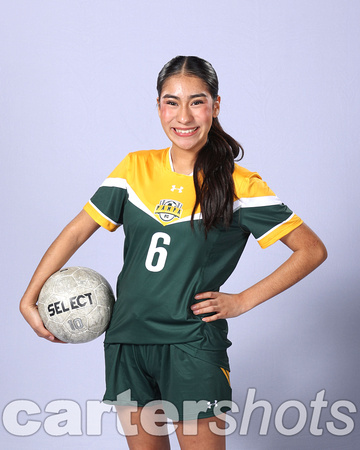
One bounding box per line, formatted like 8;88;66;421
145;232;171;272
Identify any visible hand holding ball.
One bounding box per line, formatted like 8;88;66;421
38;267;115;343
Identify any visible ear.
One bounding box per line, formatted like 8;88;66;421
213;95;221;118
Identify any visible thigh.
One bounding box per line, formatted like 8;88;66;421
116;405;171;450
103;343;161;407
175;414;227;450
156;346;232;421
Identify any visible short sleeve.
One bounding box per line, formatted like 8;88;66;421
83;155;130;232
234;167;303;248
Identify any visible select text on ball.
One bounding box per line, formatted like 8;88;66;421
47;293;93;317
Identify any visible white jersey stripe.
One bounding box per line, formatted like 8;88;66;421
88;200;120;226
101;176;200;225
256;212;295;242
100;179;282;224
174;211;202;224
233;199;241;212
239;195;283;208
127;184;162;223
233;196;282;212
101;177;161;222
101;177;127;189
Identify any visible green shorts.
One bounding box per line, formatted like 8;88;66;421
103;343;232;421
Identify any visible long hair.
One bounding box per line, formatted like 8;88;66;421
157;56;244;234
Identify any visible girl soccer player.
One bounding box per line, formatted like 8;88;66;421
20;56;327;449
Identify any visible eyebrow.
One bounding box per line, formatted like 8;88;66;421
161;93;208;100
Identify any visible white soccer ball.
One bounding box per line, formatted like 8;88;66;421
38;266;115;343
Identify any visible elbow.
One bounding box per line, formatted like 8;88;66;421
300;231;328;272
283;223;328;272
313;239;328;268
321;242;328;263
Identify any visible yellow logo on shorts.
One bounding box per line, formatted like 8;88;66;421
154;199;183;224
221;368;231;386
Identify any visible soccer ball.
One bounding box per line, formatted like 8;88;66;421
38;266;115;343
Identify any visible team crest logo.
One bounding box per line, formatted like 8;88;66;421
154;199;183;223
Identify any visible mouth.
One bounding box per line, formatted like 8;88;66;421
172;127;199;136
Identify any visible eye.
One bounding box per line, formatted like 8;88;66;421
192;100;204;106
165;101;178;106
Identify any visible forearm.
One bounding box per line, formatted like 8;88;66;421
21;210;99;307
20;210;100;341
21;230;82;305
192;223;327;322
237;240;327;314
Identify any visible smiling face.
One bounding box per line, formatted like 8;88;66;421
157;75;220;158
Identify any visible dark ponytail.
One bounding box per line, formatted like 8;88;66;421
157;56;244;234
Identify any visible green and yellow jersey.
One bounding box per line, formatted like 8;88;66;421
84;148;303;368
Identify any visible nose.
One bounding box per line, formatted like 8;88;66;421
177;105;193;124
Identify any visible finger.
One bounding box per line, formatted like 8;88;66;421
191;302;221;317
50;337;67;344
22;306;64;343
42;332;67;344
201;313;222;323
35;328;54;341
34;323;66;343
194;291;217;300
191;299;216;313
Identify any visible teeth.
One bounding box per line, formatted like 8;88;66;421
174;127;198;134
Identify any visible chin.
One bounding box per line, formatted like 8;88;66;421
173;138;206;152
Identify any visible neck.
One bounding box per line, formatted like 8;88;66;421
170;147;197;175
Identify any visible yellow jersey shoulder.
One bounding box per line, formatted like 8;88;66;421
127;148;167;166
108;148;168;179
233;164;275;198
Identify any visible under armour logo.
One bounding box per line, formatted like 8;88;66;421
207;400;218;410
171;185;184;193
